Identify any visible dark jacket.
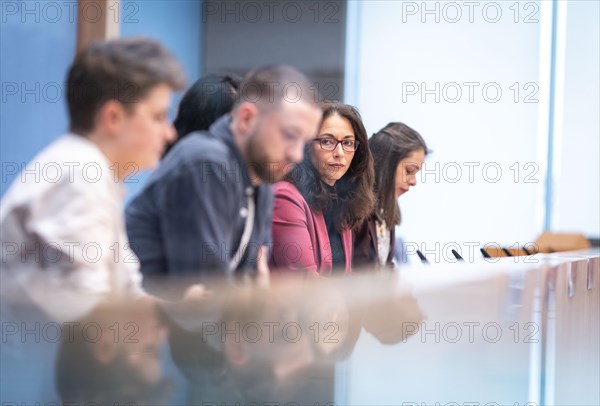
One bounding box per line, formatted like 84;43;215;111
352;215;395;270
125;116;273;290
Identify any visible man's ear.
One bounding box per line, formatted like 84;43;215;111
96;100;125;138
234;102;259;137
224;338;249;366
92;338;118;364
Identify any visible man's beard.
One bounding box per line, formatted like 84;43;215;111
246;133;293;184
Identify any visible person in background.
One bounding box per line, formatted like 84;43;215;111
353;122;429;269
163;73;241;157
270;102;374;276
126;65;322;296
0;38;185;299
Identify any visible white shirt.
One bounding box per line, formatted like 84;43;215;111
376;218;391;267
1;134;143;307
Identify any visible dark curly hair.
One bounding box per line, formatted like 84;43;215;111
286;101;375;231
164;73;241;156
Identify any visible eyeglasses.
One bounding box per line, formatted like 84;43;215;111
313;138;360;152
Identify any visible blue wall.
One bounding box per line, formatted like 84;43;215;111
0;0;77;196
120;0;202;108
119;0;202;199
0;0;202;198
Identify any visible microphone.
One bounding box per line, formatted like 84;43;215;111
451;249;464;261
416;249;429;264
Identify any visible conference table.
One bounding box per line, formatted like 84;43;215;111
1;248;598;405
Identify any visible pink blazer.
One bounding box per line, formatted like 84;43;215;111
270;181;353;276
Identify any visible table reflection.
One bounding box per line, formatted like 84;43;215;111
1;272;423;405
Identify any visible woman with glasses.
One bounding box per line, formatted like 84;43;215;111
270;102;374;276
353;122;429;269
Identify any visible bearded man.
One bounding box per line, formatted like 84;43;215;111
125;65;322;296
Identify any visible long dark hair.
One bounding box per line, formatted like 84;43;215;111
369;122;429;227
164;73;241;156
286;102;375;231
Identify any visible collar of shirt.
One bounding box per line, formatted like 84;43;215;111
208;116;255;193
